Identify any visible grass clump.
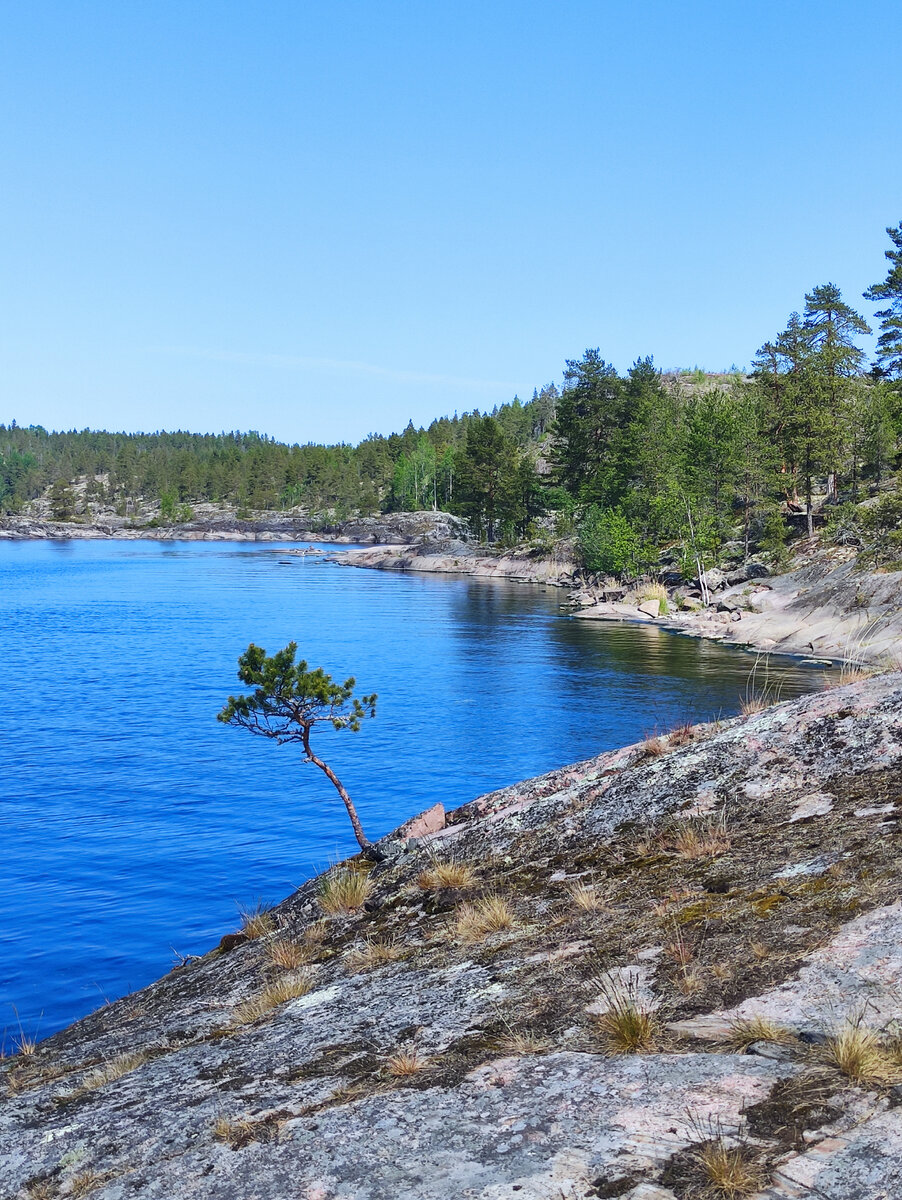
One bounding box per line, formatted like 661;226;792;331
68;1171;109;1198
318;865;374;915
667;721;696;747
417;858;477;891
691;1138;764;1198
642;734;667;758
591;982;659;1055
346;936;401;972
567;881;605;912
265;938;311;971
451;894;516;943
669;817;731;860
57;1052;147;1103
823;1019;902;1086
24;1182;56;1200
494;1027;549;1055
385;1048;429;1077
726;1014;796;1052
239;901;275;939
232;971;313;1025
212;1114;256;1145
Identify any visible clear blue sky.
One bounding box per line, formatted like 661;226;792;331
1;1;900;444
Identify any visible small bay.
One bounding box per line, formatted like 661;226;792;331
0;541;831;1042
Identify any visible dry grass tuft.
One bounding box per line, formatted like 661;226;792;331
494;1028;549;1055
417;858;477;891
385;1048;429;1077
68;1170;109;1197
749;940;771;961
567;881;605;912
667;721;696;747
838;664;874;686
739;694;768;716
265;938;311;971
674;967;705;996
24;1182;56;1200
58;1052;147;1103
303;918;330;947
669;817;731;861
232;971;313;1025
692;1138;764;1198
823;1020;902;1086
212;1114;256;1145
664;926;695;966
451;894;516;943
318;866;374;915
639;581;667;602
238;901;275;940
726;1014;796;1052
346;936;401;972
642;734;667;758
591;983;659;1055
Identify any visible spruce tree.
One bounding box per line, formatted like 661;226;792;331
864;221;902;380
551;350;627;505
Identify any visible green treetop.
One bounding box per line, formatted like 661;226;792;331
218;642;378;855
864;221;902;381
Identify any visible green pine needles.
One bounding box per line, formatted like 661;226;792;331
218;642;378;854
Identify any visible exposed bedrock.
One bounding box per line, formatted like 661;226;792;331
3;674;902;1198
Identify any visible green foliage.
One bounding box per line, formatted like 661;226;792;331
218;642;376;740
864;221;902;380
218;642;378;852
578;506;646;577
859;493;902;567
49;480;77;520
552;350;628;505
756;504;789;562
450;415;540;542
824;503;863;547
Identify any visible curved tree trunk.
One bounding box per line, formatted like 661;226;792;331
301;724;375;855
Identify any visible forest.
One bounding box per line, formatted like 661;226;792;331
2;220;901;574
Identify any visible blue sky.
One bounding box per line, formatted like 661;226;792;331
1;1;900;444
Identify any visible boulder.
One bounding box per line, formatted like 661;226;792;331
725;561;772;586
397;801;446;840
700;567;727;592
638;599;660;619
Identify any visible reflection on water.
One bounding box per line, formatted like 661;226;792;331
0;542;834;1043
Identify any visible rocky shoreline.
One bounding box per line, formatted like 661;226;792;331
332;542;902;667
5;505;900;666
3;673;902;1197
0;510;469;546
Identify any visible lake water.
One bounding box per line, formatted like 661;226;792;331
0;541;831;1046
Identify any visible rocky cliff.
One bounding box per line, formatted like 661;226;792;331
3;675;902;1199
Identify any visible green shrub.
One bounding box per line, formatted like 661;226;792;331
578;506;646;577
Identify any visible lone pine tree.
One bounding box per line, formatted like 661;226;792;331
218;642;378;854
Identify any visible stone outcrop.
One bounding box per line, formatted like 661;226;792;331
3;674;902;1198
0;509;467;546
335;542;578;587
574;554;902;666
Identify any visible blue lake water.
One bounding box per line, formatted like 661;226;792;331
0;540;831;1046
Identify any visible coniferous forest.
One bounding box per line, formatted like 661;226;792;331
3;221;902;573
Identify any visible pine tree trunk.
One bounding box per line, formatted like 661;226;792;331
301;725;373;854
